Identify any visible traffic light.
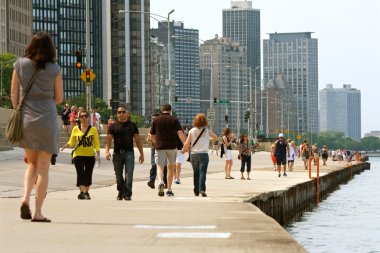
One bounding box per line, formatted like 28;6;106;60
213;97;217;104
244;111;250;122
225;115;228;123
75;50;82;69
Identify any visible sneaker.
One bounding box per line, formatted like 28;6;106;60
200;191;207;197
175;179;181;184
158;183;165;197
283;173;287;177
85;192;91;200
78;192;86;200
147;181;155;189
124;195;131;201
278;173;281;177
166;190;174;197
117;192;123;201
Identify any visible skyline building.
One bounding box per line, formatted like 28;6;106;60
319;84;361;140
263;32;319;135
32;0;104;102
200;35;248;135
0;0;32;56
108;0;150;116
223;0;261;84
151;21;200;125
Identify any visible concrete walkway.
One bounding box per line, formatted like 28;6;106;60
0;147;351;253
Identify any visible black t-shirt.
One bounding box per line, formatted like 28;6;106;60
108;120;139;152
150;113;182;150
275;139;288;157
61;108;71;121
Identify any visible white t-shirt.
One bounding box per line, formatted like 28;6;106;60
189;127;210;154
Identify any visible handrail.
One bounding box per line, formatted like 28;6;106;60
308;156;320;206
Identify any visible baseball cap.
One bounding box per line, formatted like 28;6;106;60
278;133;284;138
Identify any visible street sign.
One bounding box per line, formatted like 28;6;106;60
219;98;230;104
296;134;301;140
81;68;96;85
207;109;215;121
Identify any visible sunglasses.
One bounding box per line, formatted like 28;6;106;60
79;114;89;118
117;111;126;114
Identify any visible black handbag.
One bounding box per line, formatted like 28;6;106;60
71;125;91;164
187;128;206;162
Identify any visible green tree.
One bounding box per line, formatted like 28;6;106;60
0;53;18;108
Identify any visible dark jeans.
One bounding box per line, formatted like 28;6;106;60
113;151;134;197
73;156;95;187
190;153;209;193
240;154;251;173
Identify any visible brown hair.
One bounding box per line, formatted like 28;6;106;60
160;104;172;112
25;31;56;69
193;113;208;128
222;128;231;136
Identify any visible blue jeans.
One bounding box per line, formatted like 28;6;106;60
190;153;209;193
112;151;134;197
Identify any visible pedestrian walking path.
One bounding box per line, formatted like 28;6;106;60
0;147;352;253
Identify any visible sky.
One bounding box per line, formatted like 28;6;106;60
150;0;380;137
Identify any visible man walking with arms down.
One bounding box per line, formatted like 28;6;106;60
273;133;290;177
150;104;186;197
105;105;144;200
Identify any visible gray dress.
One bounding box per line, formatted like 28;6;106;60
14;57;60;154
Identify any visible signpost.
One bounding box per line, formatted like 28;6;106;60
207;109;215;129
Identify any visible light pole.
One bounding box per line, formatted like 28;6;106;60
0;58;17;106
167;9;175;106
251;66;260;138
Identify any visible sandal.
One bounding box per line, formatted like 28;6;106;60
20;203;32;220
247;177;251;180
241;176;245;180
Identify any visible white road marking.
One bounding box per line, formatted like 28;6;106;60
134;225;217;229
157;232;231;238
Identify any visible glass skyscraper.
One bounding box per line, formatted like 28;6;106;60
319;84;361;140
151;21;200;125
32;0;103;101
223;1;261;83
263;32;319;134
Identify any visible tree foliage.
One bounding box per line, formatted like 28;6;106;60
314;131;380;151
0;53;18;108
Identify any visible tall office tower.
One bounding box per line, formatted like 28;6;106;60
223;1;261;84
109;0;150;116
151;21;200;125
263;32;319;135
32;0;103;101
0;1;32;55
319;84;361;140
200;35;248;135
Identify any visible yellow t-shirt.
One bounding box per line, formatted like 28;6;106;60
68;125;100;157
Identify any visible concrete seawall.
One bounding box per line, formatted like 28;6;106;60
248;163;371;227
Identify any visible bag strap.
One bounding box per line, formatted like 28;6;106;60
73;125;92;152
191;128;206;147
17;68;40;109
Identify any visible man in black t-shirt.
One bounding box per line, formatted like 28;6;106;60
105;105;144;201
273;133;290;177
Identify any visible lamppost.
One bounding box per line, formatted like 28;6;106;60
119;8;175;109
0;58;17;106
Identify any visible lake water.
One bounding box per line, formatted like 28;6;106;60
287;157;380;253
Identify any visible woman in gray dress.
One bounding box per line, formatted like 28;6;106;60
10;31;64;222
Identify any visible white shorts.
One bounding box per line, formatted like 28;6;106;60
176;150;185;164
225;149;232;161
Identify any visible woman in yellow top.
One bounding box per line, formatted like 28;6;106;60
61;110;100;200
